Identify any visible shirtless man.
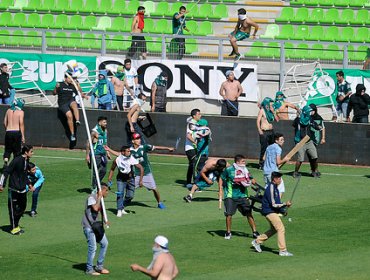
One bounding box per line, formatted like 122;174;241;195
273;91;300;120
219;70;243;116
257;97;275;169
126;93;147;145
3;98;25;168
184;158;228;203
131;235;179;280
111;66;133;111
229;8;259;61
127;6;147;59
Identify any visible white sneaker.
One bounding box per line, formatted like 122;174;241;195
279;250;293;256
224;232;232;240
117;210;122;217
121;209;129;215
251;239;262;253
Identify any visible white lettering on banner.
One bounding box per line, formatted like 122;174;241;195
96;57;259;101
39;62;54;83
23;60;39;81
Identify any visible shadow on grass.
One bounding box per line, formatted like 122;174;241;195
206;230;249;238
129;201;154;208
31;252;76;263
247;162;261;170
284;171;313;178
77;188;91;194
107;208;137;215
249;245;278;255
192;197;219;202
364;175;370;179
0;225;11;233
72;263;86;272
175;179;188;187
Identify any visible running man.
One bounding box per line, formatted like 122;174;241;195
130;133;174;209
219;70;243;116
229;8;259;61
184;158;227;203
126;93;147;145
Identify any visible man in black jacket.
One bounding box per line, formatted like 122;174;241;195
0;63;15;105
0;145;34;235
346;84;370;123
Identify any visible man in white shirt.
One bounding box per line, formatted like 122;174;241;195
123;58;138;109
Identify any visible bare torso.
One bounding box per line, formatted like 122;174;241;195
259;109;273;131
239;19;252;33
221;80;241;101
132;15;143;33
5;109;23;131
111;77;124;97
276;104;289;120
152;253;178;280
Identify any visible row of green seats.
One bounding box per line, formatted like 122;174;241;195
0;29;41;46
0;12;214;35
3;0;228;19
262;24;370;43
276;7;370;25
245;42;368;61
290;0;369;8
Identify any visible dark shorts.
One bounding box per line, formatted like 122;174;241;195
224;197;252;216
58;100;74;115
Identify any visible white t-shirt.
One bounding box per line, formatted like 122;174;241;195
124;68;138;88
185;119;198;151
116;155;139;174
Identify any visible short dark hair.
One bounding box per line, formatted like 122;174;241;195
216;159;227;169
138;93;146;99
120;145;131;152
271;171;283;180
274;133;284;141
98;116;107;122
124;58;131;64
0;63;7;68
179;6;186;11
22;145;33;154
234;154;245;163
138;5;145;11
100;182;109;191
28;162;36;170
190;109;200;117
336;70;344;77
238;8;246;15
161;71;168;77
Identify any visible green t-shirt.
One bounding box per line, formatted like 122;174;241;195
92;125;107;156
337;80;351;103
130;144;154;175
221;165;250;199
172;12;186;35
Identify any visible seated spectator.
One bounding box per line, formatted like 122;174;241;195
90;70;116;110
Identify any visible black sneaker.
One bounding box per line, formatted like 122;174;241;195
76;120;81;126
253;231;260;239
228;50;236;56
183;195;192;203
224;232;232;240
292;171;301;178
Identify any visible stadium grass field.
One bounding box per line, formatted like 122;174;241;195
0;148;369;280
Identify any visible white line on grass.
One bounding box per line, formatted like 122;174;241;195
33;155;367;177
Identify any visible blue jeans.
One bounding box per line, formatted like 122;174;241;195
83;227;108;273
336;102;348;118
98;103;112;110
31;185;43;212
116;179;135;210
0;96;10;104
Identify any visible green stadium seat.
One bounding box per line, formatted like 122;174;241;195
261;42;280;58
81;34;98;49
110;0;125;15
151;1;169;17
65;32;82;48
9;30;24;46
23;0;40;11
291;43;309;59
276;24;294;40
8;12;26;27
352;10;369;25
290;0;305;5
50;32;68;48
81;0;98;14
82;15;97;30
38;1;55;12
96;0;112;14
66;0;83;13
10;0;28;10
0;12;12;27
352;27;369;43
183;20;197;35
318;0;335;6
196;21;213;36
324;44;343;60
68;15;83;30
284;42;295;59
154;18;171;34
223;0;237;2
306;8;324;24
186;3;199;19
307;0;320;6
291;7;309;23
123;18;133;32
93;16;111;30
337;27;354;42
294;25;309;40
25;13;41;28
24;31;41;46
107;35;130;51
336;9;354;25
260;24;279;39
307;44;324;60
0;0;14;11
213;4;228;19
167;2;183;17
354;45;368;61
334;0;350;7
198;3;213;19
308;25;324;41
275;7;294;23
349;0;367;7
0;30;10;45
123;0;139;15
106;17;126;32
40;14;54;28
146;36;162;53
347;45;356;61
54;0;70;13
143;1;155;16
321;8;339;24
143;18;155;33
324;26;339;42
185;38;198;54
54;14;68;29
244;42;264;58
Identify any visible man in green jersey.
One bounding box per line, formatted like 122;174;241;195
170;5;191;60
130;133;174;209
219;154;260;240
86;116;111;191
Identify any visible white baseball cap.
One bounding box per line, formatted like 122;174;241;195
154;235;169;249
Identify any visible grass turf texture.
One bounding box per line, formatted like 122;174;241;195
0;148;369;280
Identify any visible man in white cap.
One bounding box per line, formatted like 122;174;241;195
131;235;179;280
228;8;259;61
219;70;243;116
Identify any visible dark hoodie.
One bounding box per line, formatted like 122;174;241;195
347;84;370;120
0;71;13;98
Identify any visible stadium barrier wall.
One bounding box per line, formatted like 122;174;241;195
0;106;369;166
